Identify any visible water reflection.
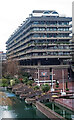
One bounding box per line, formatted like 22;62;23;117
45;102;74;120
0;91;47;119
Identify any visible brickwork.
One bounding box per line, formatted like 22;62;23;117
23;67;69;83
53;68;68;83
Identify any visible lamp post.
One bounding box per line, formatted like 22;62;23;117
37;68;40;86
51;69;55;92
61;69;66;96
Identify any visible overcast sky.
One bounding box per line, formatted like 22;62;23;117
0;0;73;52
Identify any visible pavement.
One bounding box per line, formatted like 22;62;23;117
55;98;74;111
53;81;74;111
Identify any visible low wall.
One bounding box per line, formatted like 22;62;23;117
36;101;67;120
54;99;74;112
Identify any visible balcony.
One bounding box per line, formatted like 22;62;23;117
31;24;72;28
31;30;71;34
19;64;70;69
7;41;72;56
7;25;32;46
17;54;72;61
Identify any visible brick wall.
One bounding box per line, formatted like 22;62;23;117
22;67;68;83
53;68;68;83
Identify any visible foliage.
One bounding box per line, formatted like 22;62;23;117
27;80;34;86
4;74;13;80
20;72;30;78
14;78;20;84
66;88;69;91
34;85;39;90
0;78;10;87
41;84;50;92
22;77;29;84
56;80;59;88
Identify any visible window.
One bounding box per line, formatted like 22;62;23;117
33;21;39;24
46;28;50;31
58;52;63;55
52;11;58;14
43;11;50;14
54;46;57;49
33;34;39;37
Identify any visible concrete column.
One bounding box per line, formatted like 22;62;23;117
38;60;41;66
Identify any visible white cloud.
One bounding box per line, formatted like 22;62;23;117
0;0;73;52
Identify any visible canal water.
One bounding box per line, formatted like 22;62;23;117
45;101;74;120
0;90;49;119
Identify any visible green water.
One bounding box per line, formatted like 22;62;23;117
0;91;49;119
45;101;74;120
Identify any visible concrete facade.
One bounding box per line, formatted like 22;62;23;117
6;10;72;83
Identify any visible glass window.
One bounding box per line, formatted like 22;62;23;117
46;28;50;31
44;11;49;14
33;34;39;37
54;46;57;49
33;21;39;24
50;28;53;31
58;52;63;55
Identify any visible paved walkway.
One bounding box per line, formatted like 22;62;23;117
51;81;74;111
53;81;74;92
55;98;74;111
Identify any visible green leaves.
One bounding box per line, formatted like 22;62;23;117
41;84;50;92
0;78;9;87
34;85;39;90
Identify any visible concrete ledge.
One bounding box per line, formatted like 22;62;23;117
36;101;67;120
19;65;70;69
54;99;74;112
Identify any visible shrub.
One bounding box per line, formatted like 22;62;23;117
22;77;29;84
15;78;20;83
27;80;34;86
66;88;69;91
56;80;59;88
1;78;9;87
34;85;39;90
41;84;50;92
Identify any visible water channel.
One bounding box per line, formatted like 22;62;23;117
45;102;74;120
0;90;49;119
0;90;74;120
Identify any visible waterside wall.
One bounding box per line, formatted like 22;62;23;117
36;101;67;120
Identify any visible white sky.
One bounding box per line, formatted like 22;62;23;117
0;0;73;52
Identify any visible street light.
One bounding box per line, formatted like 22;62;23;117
61;69;66;96
51;69;55;92
35;68;40;86
37;68;40;86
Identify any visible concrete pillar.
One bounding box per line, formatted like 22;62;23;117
38;60;41;66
